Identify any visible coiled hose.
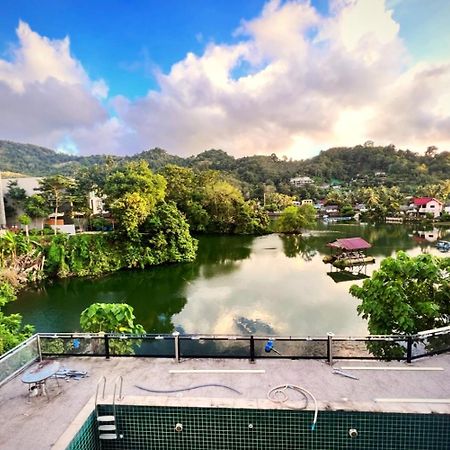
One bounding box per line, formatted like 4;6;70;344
267;384;318;431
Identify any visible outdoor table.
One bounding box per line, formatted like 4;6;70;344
21;360;61;400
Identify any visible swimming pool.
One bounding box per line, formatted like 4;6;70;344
66;403;450;450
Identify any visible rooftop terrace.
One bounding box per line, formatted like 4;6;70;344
1;353;449;449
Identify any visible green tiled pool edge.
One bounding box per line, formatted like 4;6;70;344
66;405;450;450
66;411;98;450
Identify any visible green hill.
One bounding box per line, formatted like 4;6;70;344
1;140;449;193
0;140;110;176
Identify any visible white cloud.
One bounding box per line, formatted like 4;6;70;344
113;0;450;156
1;1;450;157
0;21;109;152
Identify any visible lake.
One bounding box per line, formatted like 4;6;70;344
6;223;450;336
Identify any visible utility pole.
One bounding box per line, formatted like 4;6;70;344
0;172;6;228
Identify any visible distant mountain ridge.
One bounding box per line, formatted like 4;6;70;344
0;140;110;176
1;140;449;189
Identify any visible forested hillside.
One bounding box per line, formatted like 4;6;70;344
0;140;111;176
1;140;449;194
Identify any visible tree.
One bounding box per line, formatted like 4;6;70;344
6;180;27;218
425;146;438;158
80;302;145;355
142;201;198;263
350;252;450;358
37;175;75;234
0;282;34;354
7;180;27;204
325;190;348;207
24;194;51;231
201;180;244;233
235;200;269;234
355;186;403;221
264;192;294;212
340;204;355;217
160;165;196;209
277;204;316;233
103;161;166;236
18;214;31;237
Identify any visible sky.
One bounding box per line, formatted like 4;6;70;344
0;0;449;158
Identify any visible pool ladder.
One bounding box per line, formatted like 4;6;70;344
95;376;124;441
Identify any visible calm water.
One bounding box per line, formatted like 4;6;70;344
6;224;450;335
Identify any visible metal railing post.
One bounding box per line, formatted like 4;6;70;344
327;332;334;365
105;334;110;360
37;334;42;362
249;335;255;364
173;331;180;363
406;336;413;363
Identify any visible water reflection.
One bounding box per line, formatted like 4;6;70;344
279;234;316;260
8;224;450;336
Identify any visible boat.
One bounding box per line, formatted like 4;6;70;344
436;240;450;253
323;237;375;269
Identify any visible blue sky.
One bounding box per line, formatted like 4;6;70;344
0;0;273;98
0;0;449;157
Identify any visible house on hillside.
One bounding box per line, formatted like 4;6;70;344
290;176;313;187
1;176;106;231
324;204;339;216
409;197;443;219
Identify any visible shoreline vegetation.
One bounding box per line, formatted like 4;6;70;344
0;160;279;354
1;145;449;355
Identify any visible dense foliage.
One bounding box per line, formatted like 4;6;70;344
80;302;145;334
80;302;145;354
0;281;34;354
44;225;197;279
277;204;316;233
350;252;450;358
102;161;166;236
162;165;269;234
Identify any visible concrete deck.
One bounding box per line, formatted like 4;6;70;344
0;355;449;450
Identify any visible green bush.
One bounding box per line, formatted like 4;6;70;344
0;281;34;355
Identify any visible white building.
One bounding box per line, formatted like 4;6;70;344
88;191;107;215
1;176;106;229
290;176;314;187
411;197;443;219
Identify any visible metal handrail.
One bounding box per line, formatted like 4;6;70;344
34;331;435;340
95;376;106;413
416;325;450;337
114;375;124;402
1;327;448;382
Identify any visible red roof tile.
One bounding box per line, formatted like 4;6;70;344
413;197;442;206
327;237;372;251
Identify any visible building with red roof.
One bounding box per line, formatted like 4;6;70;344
410;197;443;218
